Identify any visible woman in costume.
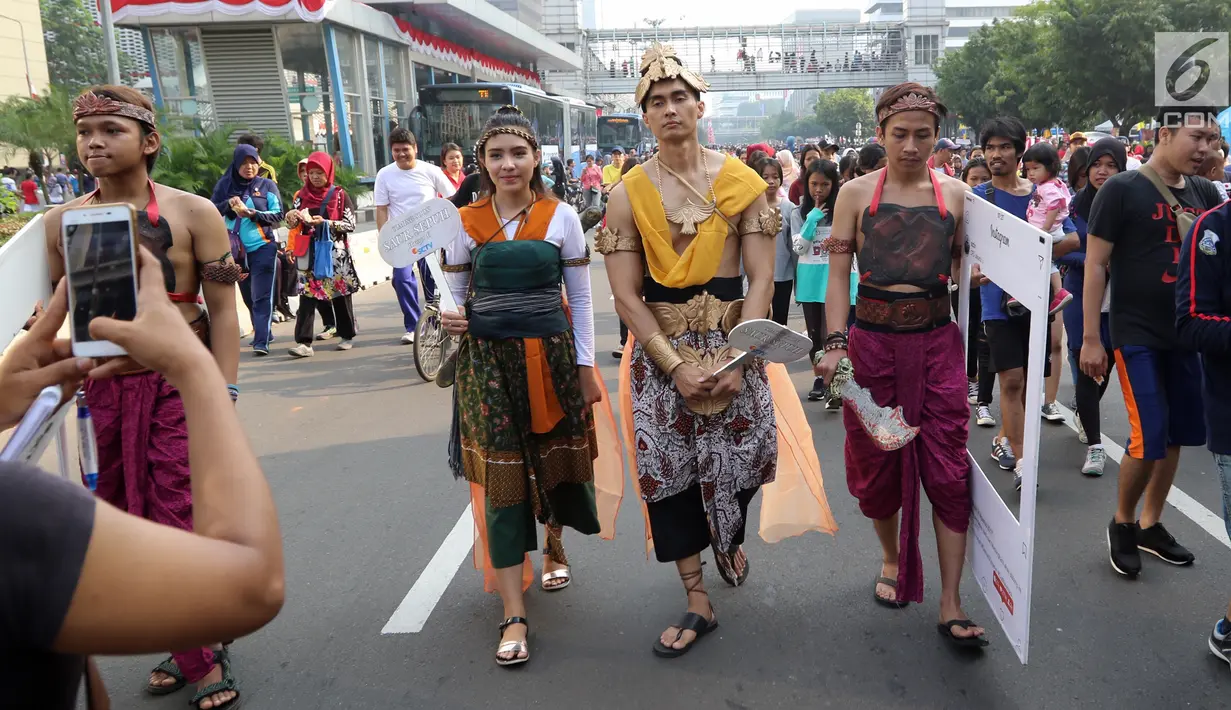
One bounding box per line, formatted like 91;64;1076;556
285;151;361;357
439;107;609;667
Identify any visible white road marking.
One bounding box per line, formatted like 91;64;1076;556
381;503;475;634
1054;403;1230;550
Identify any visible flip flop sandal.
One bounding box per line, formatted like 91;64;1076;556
496;616;530;667
873;575;910;609
145;656;185;695
188;650;242;709
711;544;750;587
937;619;990;649
541;567;571;591
652;611;719;658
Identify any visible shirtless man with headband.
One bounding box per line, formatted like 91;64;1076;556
43;85;244;709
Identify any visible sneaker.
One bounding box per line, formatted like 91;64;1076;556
1081;445;1106;477
1208;619;1231;667
1013;459;1035;491
289;344;314;358
991;437;1016;471
253;345;269;356
613;343;625;358
825;394;842;411
967;380;978;405
1041;401;1065;422
807;377;826;402
316;327;337;341
975;405;996;427
336;339;353;351
1136;522;1195;566
401;331;415;345
1048;288;1074;315
1074;414;1088;444
1107;519;1142;578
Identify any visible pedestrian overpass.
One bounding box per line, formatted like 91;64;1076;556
579;21;937;96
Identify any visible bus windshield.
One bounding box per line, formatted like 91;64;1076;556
421;102;496;165
598;118;641;153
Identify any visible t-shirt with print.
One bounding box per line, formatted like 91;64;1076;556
0;462;96;710
1026;177;1070;239
373;159;456;220
1087;169;1222;349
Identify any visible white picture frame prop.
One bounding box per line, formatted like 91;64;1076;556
958;191;1052;664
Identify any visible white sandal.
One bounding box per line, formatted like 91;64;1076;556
540;567;571;592
496;616;529;667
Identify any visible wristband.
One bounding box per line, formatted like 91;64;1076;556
643;332;685;375
228;384;240;402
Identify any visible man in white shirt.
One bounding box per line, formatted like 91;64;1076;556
375;127;456;344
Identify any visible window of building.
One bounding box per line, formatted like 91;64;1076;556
275;24;334;155
913;34;939;66
948;6;1015;18
364;37;389;169
414;62;433;95
331;28;370;173
147;28;213;129
384;44;410;137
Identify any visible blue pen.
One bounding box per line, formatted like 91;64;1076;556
76;392;99;492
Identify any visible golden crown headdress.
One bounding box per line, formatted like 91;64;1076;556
634;43;710;106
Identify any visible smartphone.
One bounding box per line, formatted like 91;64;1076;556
61;203;139;358
0;385;66;464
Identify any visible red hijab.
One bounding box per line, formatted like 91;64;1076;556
298;151;341;215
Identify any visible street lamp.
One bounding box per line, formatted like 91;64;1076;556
0;14;35;98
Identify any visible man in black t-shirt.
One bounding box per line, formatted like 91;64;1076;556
1081;106;1224;580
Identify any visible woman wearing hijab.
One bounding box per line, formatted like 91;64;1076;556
285;152;362;357
211;143;283;356
1061;137;1126;477
777;149;798;192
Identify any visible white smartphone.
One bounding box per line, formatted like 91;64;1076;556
0;385;66;464
61;203;140;358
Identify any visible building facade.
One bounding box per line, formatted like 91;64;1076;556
111;0;582;175
0;0;50;101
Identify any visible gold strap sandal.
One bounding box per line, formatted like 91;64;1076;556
496;616;529;667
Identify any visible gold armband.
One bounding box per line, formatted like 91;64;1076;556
561;246;591;267
820;236;856;254
738;207;783;236
642;332;685;375
440;262;471;273
594;226;643;255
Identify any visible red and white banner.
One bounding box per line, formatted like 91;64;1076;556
106;0;540;86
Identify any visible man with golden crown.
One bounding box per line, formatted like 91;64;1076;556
600;43;836;658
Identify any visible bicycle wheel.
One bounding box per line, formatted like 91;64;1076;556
413;308;446;382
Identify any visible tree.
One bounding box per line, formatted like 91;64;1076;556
0;88;77;196
814;89;874;141
40;0;136;91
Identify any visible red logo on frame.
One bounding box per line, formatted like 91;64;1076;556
993;571;1015;615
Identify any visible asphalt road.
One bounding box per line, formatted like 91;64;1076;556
92;258;1231;710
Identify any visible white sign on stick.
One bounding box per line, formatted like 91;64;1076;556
377;197;462;313
958;191;1052;664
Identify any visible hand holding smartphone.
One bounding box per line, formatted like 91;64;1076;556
60;203;140;359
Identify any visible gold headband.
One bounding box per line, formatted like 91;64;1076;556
876;92;942;126
73;91;156;129
635;43;709;106
474;125;539;159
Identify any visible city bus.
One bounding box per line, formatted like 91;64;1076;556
418;83;596;170
598;113;653;157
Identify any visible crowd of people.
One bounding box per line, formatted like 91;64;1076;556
4;37;1231;708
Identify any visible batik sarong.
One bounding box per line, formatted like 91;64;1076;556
84;370;216;683
843;322;971;604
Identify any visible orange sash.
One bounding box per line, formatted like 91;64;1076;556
460;197;564;434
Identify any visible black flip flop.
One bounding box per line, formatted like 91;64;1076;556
937;619;990;648
652;612;719;658
873;575;910;608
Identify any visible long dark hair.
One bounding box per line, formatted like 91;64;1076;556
799;159;840;223
1066;146;1091;191
476;106;551;200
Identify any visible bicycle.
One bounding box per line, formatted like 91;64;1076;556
413;292;452;382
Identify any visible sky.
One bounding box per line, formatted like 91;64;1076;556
594;0;860;30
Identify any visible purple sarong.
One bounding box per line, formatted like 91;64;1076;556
843;322;971;603
85;371;215;683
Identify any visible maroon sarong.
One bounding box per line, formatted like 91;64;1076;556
85;371;215;683
843;322;971;603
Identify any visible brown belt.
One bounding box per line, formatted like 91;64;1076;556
855;293;950;332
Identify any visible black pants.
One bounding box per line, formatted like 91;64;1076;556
295;294;355;345
317;299;336;330
619;319;628;346
951;289;994;405
801;302;856;362
771;280;793;326
1071;346;1113;445
645;483;759;563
